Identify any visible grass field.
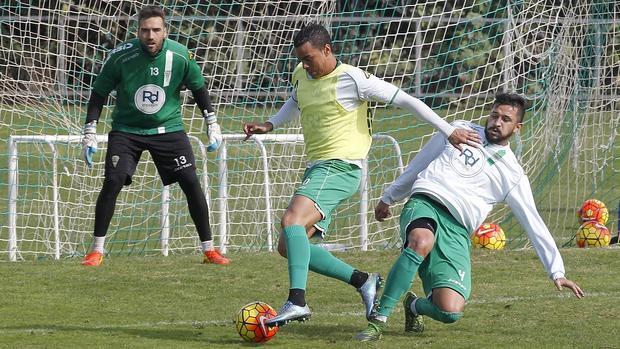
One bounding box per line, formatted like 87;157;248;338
1;248;619;348
1;108;618;349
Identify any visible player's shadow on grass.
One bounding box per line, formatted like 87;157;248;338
2;321;375;345
275;322;363;341
0;324;245;346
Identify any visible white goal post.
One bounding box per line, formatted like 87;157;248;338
7;133;404;261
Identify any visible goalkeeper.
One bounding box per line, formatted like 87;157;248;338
80;5;229;266
355;93;584;341
243;24;481;327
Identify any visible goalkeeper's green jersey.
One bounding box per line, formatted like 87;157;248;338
92;38;205;135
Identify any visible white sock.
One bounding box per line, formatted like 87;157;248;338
92;236;106;253
201;240;214;252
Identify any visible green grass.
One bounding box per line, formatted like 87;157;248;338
0;248;618;348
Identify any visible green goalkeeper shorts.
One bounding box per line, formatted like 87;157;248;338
294;160;361;235
400;194;472;300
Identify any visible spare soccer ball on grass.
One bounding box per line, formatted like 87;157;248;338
472;223;506;250
234;301;279;343
576;221;611;248
577;199;609;225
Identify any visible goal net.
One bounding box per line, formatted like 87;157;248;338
1;1;618;260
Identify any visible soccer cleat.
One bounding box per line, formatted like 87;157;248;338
203;249;231;265
81;251;104;266
356;272;384;320
264;301;311;327
354;320;384;342
403;291;425;333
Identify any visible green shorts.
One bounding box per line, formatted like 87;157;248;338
294;160;361;235
400;194;472;300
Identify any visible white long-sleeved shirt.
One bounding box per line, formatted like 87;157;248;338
382;120;566;280
268;64;456;144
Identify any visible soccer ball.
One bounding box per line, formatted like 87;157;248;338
577;199;609;225
576;221;611;248
472;223;506;250
234;301;279;343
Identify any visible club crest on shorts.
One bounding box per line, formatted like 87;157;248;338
111;155;119;168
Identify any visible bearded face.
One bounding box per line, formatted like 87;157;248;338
484;104;522;145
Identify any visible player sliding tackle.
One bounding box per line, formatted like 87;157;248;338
355;93;584;341
243;24;481;327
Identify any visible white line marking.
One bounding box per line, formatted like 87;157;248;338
0;291;615;334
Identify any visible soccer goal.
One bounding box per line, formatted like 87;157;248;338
6;133;403;260
1;1;618;260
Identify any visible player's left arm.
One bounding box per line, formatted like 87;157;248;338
554;277;584;298
184;48;222;152
192;86;215;115
505;175;584;298
185;48;215;116
347;68;481;150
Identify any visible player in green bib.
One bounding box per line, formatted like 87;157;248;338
80;5;229;266
243;24;481;327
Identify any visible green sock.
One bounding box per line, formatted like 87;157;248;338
283;225;310;290
376;248;424;317
414;298;463;323
308;244;355;284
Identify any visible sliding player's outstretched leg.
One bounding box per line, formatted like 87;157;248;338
355;320;385;342
403;291;425;333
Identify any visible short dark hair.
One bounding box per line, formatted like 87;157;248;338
493;92;526;122
138;5;166;24
293;24;332;49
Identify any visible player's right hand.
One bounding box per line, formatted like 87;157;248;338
81;121;97;168
447;128;482;153
242;122;273;141
374;200;392;222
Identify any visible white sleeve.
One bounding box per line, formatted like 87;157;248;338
344;67;455;138
343;67;399;104
505;175;566;280
381;133;446;205
267;97;300;129
391;92;456;138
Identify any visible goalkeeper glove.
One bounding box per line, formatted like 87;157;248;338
81;121;98;167
204;112;222;152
